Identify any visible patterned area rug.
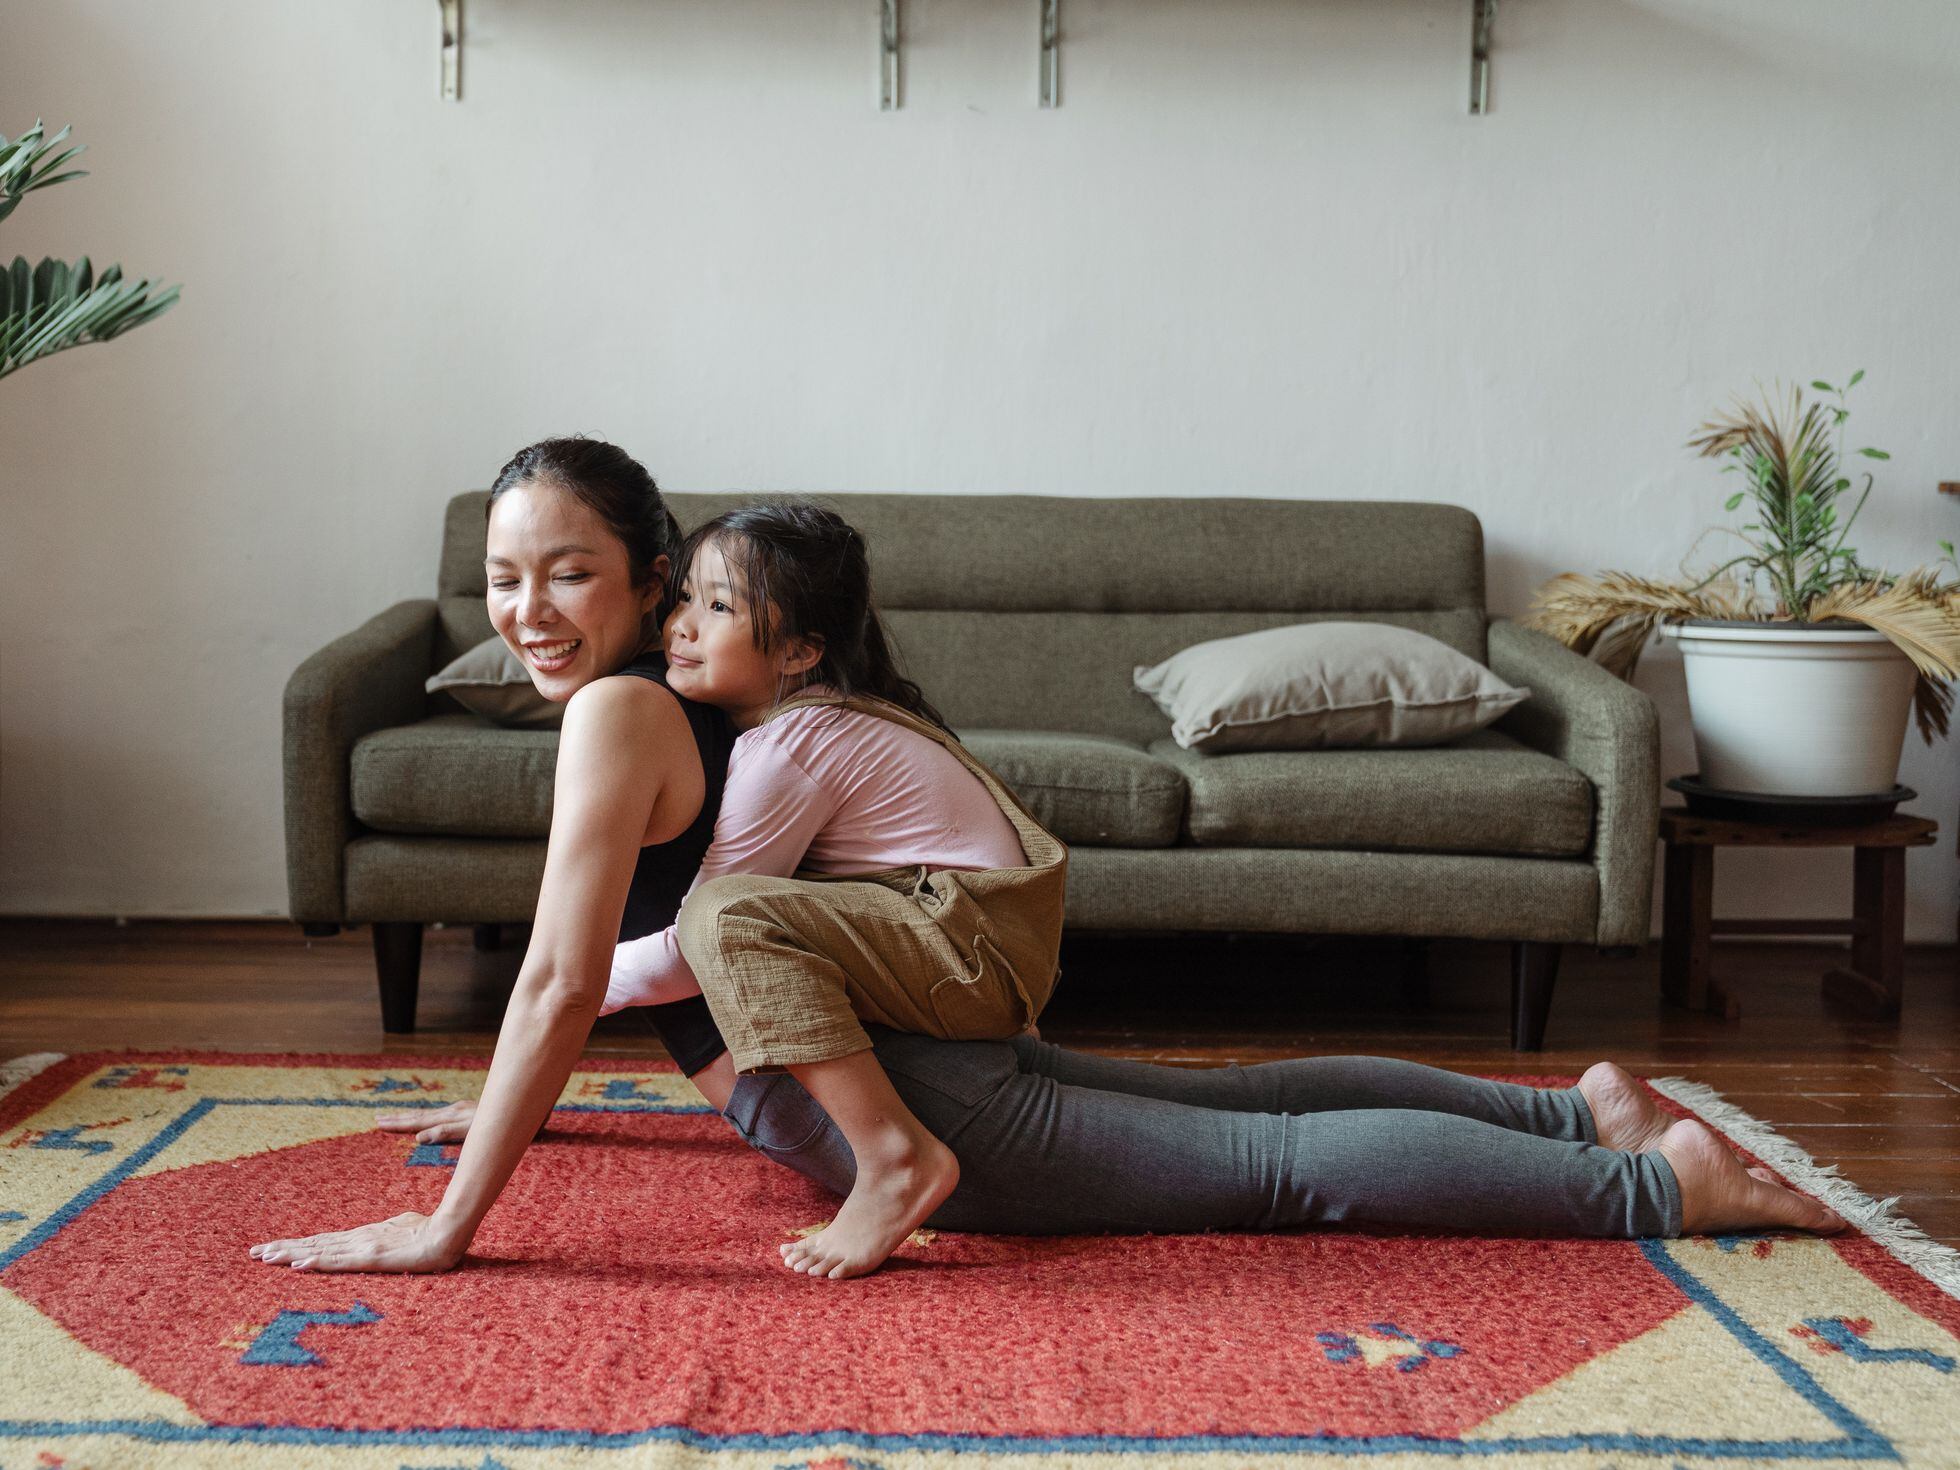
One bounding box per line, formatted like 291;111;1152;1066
2;1051;1956;1470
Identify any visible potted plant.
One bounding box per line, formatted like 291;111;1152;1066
2;119;179;805
2;120;178;380
1527;374;1960;805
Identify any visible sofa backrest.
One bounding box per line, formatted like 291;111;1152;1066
439;491;1487;744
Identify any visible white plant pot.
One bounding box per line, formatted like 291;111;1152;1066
1659;620;1917;796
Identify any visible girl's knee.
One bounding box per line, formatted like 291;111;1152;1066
676;874;801;967
675;878;751;964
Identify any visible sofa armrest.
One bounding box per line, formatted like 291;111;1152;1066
283;600;439;923
1488;619;1659;947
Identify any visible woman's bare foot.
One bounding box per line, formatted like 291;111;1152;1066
778;1132;960;1280
1577;1062;1672;1153
1659;1119;1846;1235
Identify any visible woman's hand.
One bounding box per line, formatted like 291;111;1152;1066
375;1100;477;1144
249;1213;468;1274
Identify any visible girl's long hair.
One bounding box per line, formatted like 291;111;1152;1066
673;501;949;732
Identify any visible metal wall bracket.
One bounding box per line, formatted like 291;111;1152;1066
880;0;902;110
1040;0;1061;108
1469;0;1495;115
439;0;462;102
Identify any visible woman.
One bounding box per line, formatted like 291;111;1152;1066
250;437;1843;1277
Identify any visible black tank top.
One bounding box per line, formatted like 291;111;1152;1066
615;651;735;1075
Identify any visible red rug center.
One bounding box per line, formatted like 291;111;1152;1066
3;1108;1690;1439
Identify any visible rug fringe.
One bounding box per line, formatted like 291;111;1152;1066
0;1052;64;1102
1650;1075;1960;1302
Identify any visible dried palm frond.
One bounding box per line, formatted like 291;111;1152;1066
1587;616;1665;682
1688;384;1835;495
1524;571;1752;678
1806;572;1960;743
1911;674;1953;744
1805;573;1960;681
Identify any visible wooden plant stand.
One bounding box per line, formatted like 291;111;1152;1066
1658;809;1937;1021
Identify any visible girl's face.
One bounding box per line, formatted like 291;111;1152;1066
485;480;661;702
662;536;818;729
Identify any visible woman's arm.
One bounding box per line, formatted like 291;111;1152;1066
250;675;696;1273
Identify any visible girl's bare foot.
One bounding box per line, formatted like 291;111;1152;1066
1577;1062;1672;1153
1659;1119;1846;1235
778;1133;959;1280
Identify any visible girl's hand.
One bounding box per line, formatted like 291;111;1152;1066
375;1100;476;1144
249;1213;467;1274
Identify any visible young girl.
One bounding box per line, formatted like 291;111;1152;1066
603;500;1068;1280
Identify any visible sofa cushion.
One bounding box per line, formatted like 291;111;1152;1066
352;716;556;838
1133;622;1527;752
351;719;1192;848
1151;728;1592;857
960;730;1186;848
426;635;563;729
884;608;1492;746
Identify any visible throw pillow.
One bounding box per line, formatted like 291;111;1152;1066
1133;622;1528;752
426;635;563;729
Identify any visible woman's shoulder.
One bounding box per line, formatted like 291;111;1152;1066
563;671;684;734
608;652;735;730
562;660;734;759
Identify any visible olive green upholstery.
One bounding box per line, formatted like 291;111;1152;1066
959;731;1188;848
1150;729;1594;857
285;490;1659;1043
351;717;557;838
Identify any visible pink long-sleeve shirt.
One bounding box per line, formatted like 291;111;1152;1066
600;702;1026;1013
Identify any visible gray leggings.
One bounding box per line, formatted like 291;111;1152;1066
723;1027;1683;1238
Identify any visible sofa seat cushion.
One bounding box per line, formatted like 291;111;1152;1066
351;719;1193;848
353;715;556;838
960;730;1186;848
1150;728;1592;857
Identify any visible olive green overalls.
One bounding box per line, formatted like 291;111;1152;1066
673;692;1069;1075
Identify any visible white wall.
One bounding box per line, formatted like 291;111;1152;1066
3;0;1957;939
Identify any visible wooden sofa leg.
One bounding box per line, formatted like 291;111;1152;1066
373;922;424;1033
1510;941;1562;1052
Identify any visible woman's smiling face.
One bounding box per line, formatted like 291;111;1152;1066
485;479;661;702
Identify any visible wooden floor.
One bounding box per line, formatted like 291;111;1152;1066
3;920;1956;1245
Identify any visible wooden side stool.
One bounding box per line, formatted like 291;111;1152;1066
1658;809;1937;1021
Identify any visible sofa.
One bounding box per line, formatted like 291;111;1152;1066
284;491;1659;1049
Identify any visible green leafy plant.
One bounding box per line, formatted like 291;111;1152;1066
1;120;179;381
1685;373;1891;615
1526;374;1960;741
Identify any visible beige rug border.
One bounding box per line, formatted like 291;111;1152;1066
6;1053;1953;1300
1652;1074;1960;1301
